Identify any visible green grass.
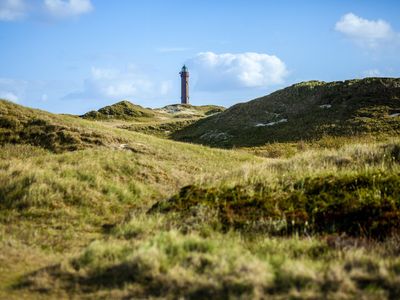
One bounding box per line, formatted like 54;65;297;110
0;101;255;249
1;98;400;299
20;220;400;299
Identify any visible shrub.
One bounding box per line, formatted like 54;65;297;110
151;171;400;238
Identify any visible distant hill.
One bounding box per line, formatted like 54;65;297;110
81;101;225;138
172;78;400;147
81;100;156;120
155;104;225;118
82;101;225;121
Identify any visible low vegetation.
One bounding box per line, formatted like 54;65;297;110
20;224;400;299
1;80;400;299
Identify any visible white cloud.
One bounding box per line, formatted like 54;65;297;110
363;69;382;77
0;78;28;102
44;0;93;18
65;66;172;101
0;0;93;21
91;67;118;80
90;67;152;98
0;0;26;21
335;13;397;48
0;91;19;102
187;52;288;91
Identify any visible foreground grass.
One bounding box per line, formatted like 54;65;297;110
2;138;398;299
0;141;255;250
0;144;254;298
20;216;400;299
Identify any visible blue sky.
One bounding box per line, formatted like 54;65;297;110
0;0;399;114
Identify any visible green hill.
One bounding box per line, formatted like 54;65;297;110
173;77;400;147
81;100;156;120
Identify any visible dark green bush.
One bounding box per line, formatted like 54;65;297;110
151;171;400;238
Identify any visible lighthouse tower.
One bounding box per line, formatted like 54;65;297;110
180;65;189;104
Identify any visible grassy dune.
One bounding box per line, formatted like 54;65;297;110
173;78;400;147
1;99;400;299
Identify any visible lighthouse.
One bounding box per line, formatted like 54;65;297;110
180;65;189;104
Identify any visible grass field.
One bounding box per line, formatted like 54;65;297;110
1;98;400;299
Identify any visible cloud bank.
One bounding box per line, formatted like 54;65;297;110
0;78;29;102
363;69;382;77
335;13;397;48
0;0;26;21
0;91;19;102
44;0;93;18
65;66;173;102
187;52;288;91
0;0;93;21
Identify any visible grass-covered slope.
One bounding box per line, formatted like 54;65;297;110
173;77;400;147
1;99;400;299
14;137;400;299
81;100;156;120
0;99;122;152
0;99;255;298
118;119;197;138
0;99;256;246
